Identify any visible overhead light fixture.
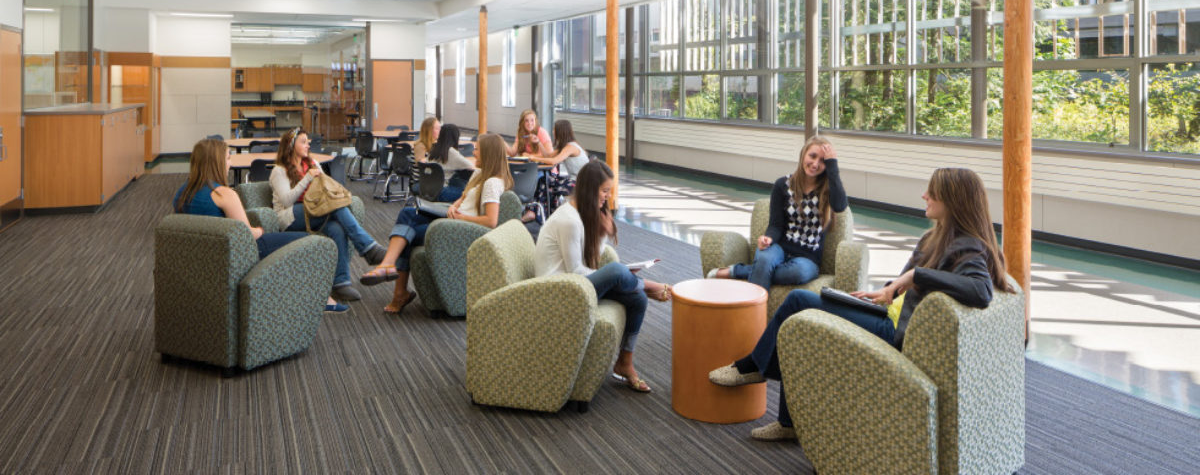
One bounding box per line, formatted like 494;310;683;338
170;12;234;18
24;7;54;12
352;19;399;23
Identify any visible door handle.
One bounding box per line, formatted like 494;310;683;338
374;103;379;119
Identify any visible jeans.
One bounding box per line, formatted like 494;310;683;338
412;183;463;203
747;289;895;427
730;243;819;291
390;207;437;271
586;262;648;352
255;232;309;260
286;204;377;287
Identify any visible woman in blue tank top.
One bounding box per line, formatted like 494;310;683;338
173;138;347;313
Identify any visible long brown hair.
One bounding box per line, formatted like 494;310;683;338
787;136;834;226
275;127;314;186
176;138;229;212
417;117;439;156
551;119;577;155
916;168;1013;292
573;160;617;269
514;109;539;155
463;134;514;214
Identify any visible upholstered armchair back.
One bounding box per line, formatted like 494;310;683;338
466;220;536;310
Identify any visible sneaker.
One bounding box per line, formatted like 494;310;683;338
750;422;796;442
363;243;387;266
324;302;349;313
332;284;362;302
708;364;765;387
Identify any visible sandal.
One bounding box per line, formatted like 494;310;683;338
611;372;652;393
648;283;672;302
383;292;417;314
360;265;399;286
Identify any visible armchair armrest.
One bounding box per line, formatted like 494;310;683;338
426;219;492;317
700;231;751;277
778;309;938;475
466;273;599;412
348;196;365;224
237;236;336;369
599;245;620;267
831;240;870;292
244;207;281;233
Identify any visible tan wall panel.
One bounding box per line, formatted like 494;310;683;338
160;56;231;68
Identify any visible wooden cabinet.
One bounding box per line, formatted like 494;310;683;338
242;68;273;92
272;66;301;85
24;105;145;209
302;73;326;93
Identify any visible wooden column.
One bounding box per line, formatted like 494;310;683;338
1002;0;1033;339
478;7;488;135
605;0;620;208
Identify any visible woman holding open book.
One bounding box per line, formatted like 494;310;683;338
533;160;672;393
707;167;1014;441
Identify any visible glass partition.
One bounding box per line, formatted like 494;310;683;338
23;0;92;109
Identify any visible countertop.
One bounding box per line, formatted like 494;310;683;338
25;103;145;115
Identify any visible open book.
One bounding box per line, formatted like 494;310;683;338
627;259;661;271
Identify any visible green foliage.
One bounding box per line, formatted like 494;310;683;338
1147;63;1200;154
840;71;905;132
684;75;720;119
916;69;971;137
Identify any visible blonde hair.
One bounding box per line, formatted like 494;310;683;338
514;109;539;155
463;134;514;214
788;135;834;226
417;117;439;156
176;139;229;212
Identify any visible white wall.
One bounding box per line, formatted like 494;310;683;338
561;112;1200;261
369;23;427;126
438;27;536;135
155;15;231;153
232;44;332;68
0;0;20;29
20;10;59;54
95;7;151;52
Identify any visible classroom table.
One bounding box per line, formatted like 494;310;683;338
239;110;277;131
228;152;333;183
226;137;280;153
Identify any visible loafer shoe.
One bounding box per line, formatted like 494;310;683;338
750;422;796;442
325;303;349;313
708;364;765;387
332;284;362;302
363;243;387;266
706;267;724;279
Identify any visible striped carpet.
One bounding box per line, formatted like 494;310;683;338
0;173;1195;473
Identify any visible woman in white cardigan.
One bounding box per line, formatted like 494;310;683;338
271;127;385;301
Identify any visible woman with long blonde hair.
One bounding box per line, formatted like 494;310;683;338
708;136;847;292
506;109;552;158
173;138;346;312
413;116;440;162
269;127;386;302
709;167;1013;441
361;134;513;314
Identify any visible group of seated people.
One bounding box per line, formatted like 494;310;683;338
173;118;1012;443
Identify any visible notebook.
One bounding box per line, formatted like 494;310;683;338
820;287;888;317
415;197;450;218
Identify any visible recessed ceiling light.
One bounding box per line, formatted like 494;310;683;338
352;19;399;23
170;12;234;18
24;7;54;12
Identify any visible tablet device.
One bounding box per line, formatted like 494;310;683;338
820;287;888;317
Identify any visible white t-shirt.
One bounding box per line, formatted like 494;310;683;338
534;202;607;277
560;141;589;179
458;170;505;217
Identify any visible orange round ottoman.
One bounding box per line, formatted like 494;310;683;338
671;278;767;423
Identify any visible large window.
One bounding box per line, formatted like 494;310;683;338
502;30;516;107
455;41;466;104
546;0;1200;158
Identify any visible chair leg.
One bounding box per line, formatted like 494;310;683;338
575;401;589;413
221;367;239;378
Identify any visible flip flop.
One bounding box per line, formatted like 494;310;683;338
383;292;417;315
648;284;672;302
611;372;652;393
360;265;399;286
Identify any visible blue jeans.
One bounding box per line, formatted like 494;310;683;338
586;262;648;353
413;182;463;203
256;232;308;260
731;243;819;291
749;289;895;427
390;207;437;271
286;204;377;287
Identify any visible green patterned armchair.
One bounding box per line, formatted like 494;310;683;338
154;214;336;376
465;220;624;413
234;181;366;232
410;191;523;318
700;199;869;318
777;276;1025;475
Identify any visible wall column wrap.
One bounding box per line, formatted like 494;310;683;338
1002;0;1033;337
605;0;619;208
478;7;488;135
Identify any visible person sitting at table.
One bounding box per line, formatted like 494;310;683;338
534;160;673;393
424;123;475;202
521;119;590;223
707;167;1013;441
271;127;387;302
706;136;847;293
505;109;553;158
413;116;440;163
359;134;514;314
174;138;347;312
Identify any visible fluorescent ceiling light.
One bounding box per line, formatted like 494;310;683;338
171;12;234;18
352;19;398;22
24;7;55;12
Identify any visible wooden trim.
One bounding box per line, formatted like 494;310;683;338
160;56;230;68
414;60;426;70
515;63;532;73
152;55;162;68
466;67;476;76
107;52;153;66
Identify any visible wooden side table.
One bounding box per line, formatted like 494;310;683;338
671;278;768;423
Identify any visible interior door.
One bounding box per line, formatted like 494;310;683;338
371;60;413;130
0;29;23;230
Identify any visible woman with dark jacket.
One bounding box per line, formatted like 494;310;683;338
708;167;1014;441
